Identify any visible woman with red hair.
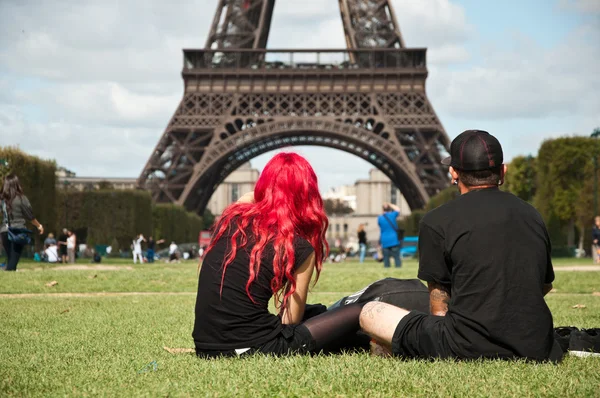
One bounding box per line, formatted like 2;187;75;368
193;153;364;357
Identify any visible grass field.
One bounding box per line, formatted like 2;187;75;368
1;257;599;397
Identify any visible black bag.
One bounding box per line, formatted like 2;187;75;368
328;278;430;313
2;201;31;246
383;213;405;242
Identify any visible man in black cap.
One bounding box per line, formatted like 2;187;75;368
359;130;563;362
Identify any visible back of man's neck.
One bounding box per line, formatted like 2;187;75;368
459;184;498;195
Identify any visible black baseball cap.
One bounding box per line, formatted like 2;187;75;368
441;130;503;171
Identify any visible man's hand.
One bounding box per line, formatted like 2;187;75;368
428;282;451;316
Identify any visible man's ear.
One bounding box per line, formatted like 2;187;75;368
449;166;459;184
500;164;508;185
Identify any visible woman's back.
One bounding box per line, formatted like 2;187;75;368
1;195;34;233
193;229;314;350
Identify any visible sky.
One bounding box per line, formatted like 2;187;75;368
0;0;598;193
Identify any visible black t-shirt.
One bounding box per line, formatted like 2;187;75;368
592;226;600;242
147;239;155;250
417;188;556;360
192;229;315;350
358;231;367;245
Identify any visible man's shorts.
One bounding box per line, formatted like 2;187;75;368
391;311;454;359
392;311;565;362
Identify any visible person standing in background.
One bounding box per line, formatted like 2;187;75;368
132;234;146;264
58;228;68;264
146;236;164;264
592;216;600;264
66;230;77;264
0;174;44;271
377;202;402;268
357;224;367;263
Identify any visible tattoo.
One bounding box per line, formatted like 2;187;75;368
364;302;387;319
428;282;450;316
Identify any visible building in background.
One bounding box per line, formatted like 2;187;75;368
322;185;357;211
327;169;411;248
57;174;137;191
206;162;259;215
55;163;259;216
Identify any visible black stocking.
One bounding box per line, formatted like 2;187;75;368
301;303;367;352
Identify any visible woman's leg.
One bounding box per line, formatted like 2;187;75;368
359;244;366;263
1;234;23;272
8;242;24;271
1;232;10;270
302;303;365;352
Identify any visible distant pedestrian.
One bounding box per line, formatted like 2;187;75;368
377;202;403;268
44;233;56;248
146;236;164;263
357;224;367;263
58;228;68;263
132;234;146;264
0;174;44;271
66;230;77;264
593;216;600;264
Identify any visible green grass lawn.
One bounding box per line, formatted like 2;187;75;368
1;257;599;397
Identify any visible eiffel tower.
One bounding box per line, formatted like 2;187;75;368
138;0;450;214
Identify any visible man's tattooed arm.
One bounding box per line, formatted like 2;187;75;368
428;282;451;316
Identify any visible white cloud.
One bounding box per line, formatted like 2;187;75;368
429;24;600;121
0;105;157;177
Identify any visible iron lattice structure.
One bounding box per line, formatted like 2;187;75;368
139;0;450;214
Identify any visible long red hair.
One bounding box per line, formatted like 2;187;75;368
205;152;329;311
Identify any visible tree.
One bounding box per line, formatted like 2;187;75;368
534;137;600;249
398;210;426;236
97;180;114;190
323;199;354;216
504;155;537;202
203;208;216;228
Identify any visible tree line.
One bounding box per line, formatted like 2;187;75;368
400;135;600;256
0;147;211;252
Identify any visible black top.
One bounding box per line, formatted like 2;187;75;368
417;188;556;360
147;238;155;250
193;229;315;350
1;195;35;233
358;231;367;245
592;225;600;242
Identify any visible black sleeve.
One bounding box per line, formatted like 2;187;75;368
417;222;451;287
20;196;35;221
543;227;555;284
294;238;315;270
